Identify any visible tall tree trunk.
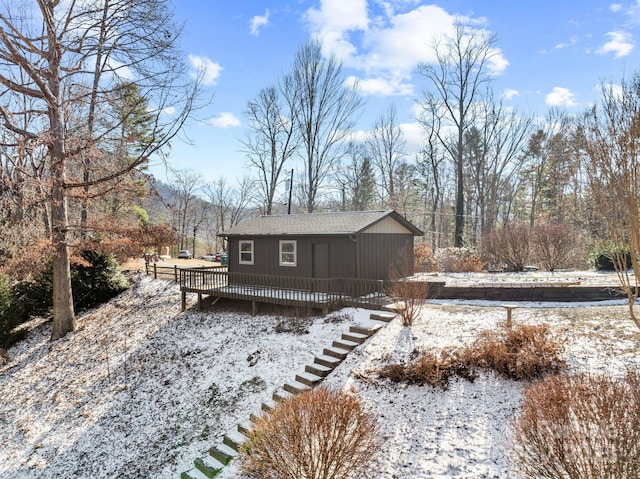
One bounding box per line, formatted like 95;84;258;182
50;107;76;340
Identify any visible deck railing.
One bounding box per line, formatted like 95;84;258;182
179;268;388;311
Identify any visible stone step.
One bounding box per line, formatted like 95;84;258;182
194;456;225;478
332;338;360;351
208;443;237;466
238;421;253;437
283;380;311;395
370;311;397;322
305;362;332;377
223;429;247;452
323;346;349;360
261;399;276;412
249;411;263;424
295;371;323;387
273;388;294;402
181;467;212;479
350;323;382;336
314;354;342;369
342;331;368;344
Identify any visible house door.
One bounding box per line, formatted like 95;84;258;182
312;244;329;278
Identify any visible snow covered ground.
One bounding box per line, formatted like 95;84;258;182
1;273;639;478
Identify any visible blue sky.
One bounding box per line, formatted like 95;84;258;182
155;0;640;184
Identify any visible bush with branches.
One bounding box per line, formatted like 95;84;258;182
481;222;531;272
531;223;586;271
589;241;632;271
386;279;430;326
512;371;640;479
240;387;384;479
433;247;484;272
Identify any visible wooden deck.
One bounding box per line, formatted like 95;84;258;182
179;268;388;314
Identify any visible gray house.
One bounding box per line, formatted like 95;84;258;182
218;210;424;281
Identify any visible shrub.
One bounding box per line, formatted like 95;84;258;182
386;279;430;326
19;250;128;318
377;349;477;389
414;242;435;272
240;387;384;479
531;223;586;271
512;371;640;479
469;323;565;381
0;276;27;350
371;323;563;387
589;241;632;271
433;247;484;272
481;223;531;272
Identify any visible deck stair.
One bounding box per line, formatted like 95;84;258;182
180;310;397;479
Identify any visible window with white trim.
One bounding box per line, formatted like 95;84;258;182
279;240;297;267
239;240;254;265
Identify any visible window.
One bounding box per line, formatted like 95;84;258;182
239;240;254;265
279;240;297;267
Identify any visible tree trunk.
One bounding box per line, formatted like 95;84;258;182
50;146;76;340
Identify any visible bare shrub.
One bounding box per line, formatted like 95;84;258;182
469;323;565;380
386;279;430;327
512;371;640;479
531;223;587;271
371;323;563;386
433;247;484;272
240;387;384;479
377;349;477;389
482;222;531;271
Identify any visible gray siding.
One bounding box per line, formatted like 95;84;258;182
229;233;414;281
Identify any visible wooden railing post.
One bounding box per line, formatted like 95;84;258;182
174;265;178;282
153;263;157;280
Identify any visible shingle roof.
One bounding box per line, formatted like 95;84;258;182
219;210;423;237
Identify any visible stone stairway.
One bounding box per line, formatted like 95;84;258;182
180;310;396;479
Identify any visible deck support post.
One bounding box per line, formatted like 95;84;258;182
251;300;257;316
198;292;202;311
181;290;186;312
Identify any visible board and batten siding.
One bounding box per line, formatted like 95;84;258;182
357;233;414;280
227;236;357;278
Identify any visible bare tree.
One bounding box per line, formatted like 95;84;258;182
282;40;364;212
367;104;406;209
0;0;199;339
168;169;203;250
417;24;499;247
203;176;256;251
242;87;298;215
466;97;533;237
581;74;640;330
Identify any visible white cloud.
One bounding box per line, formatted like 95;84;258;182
610;3;623;12
207;112;241;128
545;87;577;107
189;55;223;86
346;75;414;97
596;31;634;58
304;0;368;61
303;2;508;98
250;10;270;36
503;88;520;100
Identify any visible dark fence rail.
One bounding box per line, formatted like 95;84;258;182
179;269;388;311
145;263;225;282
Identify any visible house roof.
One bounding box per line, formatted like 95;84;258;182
219;210;424;237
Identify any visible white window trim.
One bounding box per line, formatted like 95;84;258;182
239;240;254;265
279;240;297;267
